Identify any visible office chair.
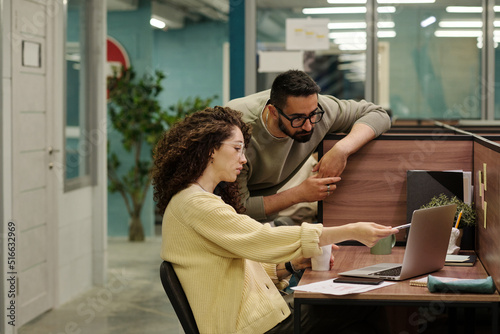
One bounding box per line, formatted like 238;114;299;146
160;261;200;334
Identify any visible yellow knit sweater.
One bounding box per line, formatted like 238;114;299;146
160;185;323;334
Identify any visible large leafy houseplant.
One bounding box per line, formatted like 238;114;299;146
107;66;215;241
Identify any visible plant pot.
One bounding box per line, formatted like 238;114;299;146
129;216;145;242
459;226;475;250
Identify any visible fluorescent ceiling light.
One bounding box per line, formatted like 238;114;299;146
327;0;366;3
329;31;395;40
378;31;396;38
333;37;367;44
446;6;482;13
420;16;436;28
339;44;367;51
378;21;395;28
378;6;396;13
439;21;482;28
330;31;367;39
328;0;433;2
378;0;434;3
303;7;365;14
150;17;166;29
328;21;394;29
434;30;482;38
329;22;366;29
303;6;395;14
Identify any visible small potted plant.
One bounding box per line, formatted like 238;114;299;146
420;193;477;249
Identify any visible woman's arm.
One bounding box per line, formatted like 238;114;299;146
319;222;398;247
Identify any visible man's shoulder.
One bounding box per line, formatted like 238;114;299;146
318;93;342;107
225;90;270;122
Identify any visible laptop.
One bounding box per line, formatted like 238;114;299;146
339;204;457;281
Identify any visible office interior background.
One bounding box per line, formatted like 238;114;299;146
1;0;500;332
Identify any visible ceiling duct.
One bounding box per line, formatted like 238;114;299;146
151;1;185;29
107;0;139;11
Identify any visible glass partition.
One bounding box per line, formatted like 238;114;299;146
256;4;368;100
256;1;488;121
65;0;90;183
382;2;483;120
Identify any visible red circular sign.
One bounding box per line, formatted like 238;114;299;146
107;36;130;99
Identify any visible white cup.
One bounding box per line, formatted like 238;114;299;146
311;245;332;271
447;227;461;255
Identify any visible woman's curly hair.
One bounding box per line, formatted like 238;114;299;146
152;106;251;215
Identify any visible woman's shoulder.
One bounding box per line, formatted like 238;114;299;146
167;186;234;225
170;185;224;211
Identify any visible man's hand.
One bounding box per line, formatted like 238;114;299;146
295;175;341;203
313;123;377;178
313;144;348;178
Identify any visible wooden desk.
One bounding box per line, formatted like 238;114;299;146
294;246;500;333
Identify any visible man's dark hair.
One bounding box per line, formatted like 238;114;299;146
270;70;321;109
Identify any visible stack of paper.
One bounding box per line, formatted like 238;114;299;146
292;279;395;296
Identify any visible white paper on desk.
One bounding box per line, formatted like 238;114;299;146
291;279;395;296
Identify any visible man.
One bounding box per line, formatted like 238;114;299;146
226;70;391;222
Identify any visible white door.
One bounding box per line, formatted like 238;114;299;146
11;0;57;326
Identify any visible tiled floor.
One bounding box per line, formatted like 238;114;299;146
19;236;182;334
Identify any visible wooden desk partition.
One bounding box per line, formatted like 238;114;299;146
320;134;473;239
320;131;500;289
473;139;500;290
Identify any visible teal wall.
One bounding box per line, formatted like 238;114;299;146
106;1;227;237
153;21;227;107
107;0;155;238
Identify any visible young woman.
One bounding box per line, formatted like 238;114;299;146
152;106;396;334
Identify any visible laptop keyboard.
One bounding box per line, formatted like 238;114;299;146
372;266;402;277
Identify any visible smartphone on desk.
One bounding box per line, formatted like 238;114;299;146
333;277;383;285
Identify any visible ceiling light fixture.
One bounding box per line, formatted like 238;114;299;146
303;6;396;15
327;0;366;3
420;16;436;28
434;30;482;38
377;0;436;4
329;22;367;29
445;6;482;13
327;0;434;2
150;17;166;29
378;0;434;3
328;21;394;29
303;7;366;14
329;31;396;39
439;21;482;28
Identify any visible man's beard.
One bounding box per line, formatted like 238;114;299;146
278;117;314;143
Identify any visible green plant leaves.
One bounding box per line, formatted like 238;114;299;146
420;193;477;228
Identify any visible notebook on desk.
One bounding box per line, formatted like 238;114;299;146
339;204;457;281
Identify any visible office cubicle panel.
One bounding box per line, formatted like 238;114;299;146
473;139;500;289
320;134;473;242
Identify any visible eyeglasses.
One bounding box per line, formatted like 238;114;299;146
221;141;246;158
274;104;325;128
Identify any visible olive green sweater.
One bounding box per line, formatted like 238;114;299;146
161;185;323;334
226;89;391;221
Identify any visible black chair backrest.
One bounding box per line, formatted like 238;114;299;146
160;261;200;334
